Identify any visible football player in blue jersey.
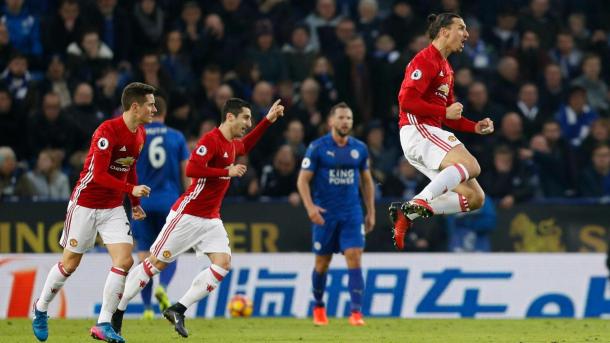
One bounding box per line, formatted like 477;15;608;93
126;95;190;320
297;102;376;326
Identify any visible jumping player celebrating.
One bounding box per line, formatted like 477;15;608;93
112;98;284;338
32;82;156;343
390;13;495;250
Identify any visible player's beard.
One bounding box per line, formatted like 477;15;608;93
336;127;351;137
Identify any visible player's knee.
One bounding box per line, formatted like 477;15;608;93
464;159;481;179
117;255;134;271
468;189;485;210
62;261;79;274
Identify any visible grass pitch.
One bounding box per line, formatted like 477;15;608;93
3;318;610;343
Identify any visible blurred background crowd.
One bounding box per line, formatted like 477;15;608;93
0;0;609;210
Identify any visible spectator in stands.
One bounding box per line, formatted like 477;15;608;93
210;0;256;72
16;149;70;199
282;24;316;84
165;92;199;139
0;87;25;159
310;56;338;113
459;17;497;76
445;197;497;252
579;143;610;197
365;121;398;183
381;0;422;51
372;34;408;120
556;85;599;147
567;12;589;51
530;120;578;197
0;146;24;199
485;6;519;56
490;56;520;109
160;29;193;92
305;0;341;52
580;119;610;166
549;31;582;80
479;145;535;209
382;156;425;199
464;81;504;124
66;29;113;84
64;82;106;147
260;145;300;206
130;0;165;54
283;119;307;161
453;67;473;101
0;22;16;72
290;77;324;143
200;83;234;121
88;0;132;64
335;35;377;125
1;53;35;113
571;53;609;116
515;83;551;138
191;64;222;118
38;55;73;109
94;66;121;115
538;63;567;118
322;17;356;65
510;30;550;83
519;0;561;50
1;0;43;64
133;52;174;99
41;0;83;57
27;92;79;161
356;0;382;51
494;112;528;153
246;19;287;84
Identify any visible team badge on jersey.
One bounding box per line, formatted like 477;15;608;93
162;250;172;258
448;136;457;142
437;84;449;96
196;145;207;156
69;239;78;247
350;149;360;159
97;138;109;150
301;157;311;168
411;69;422;80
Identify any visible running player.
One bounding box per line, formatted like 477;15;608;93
390;13;494;250
297;102;375;326
112;98;284;338
132;95;190;319
32;82;156;343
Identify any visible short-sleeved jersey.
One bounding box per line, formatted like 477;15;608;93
398;44;455;128
171;128;247;218
71;116;145;209
136;122;189;212
300;134;369;217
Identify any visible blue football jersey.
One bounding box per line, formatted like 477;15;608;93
136;122;190;211
301;133;369;217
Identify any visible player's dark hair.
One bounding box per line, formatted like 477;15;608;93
154;94;167;116
329;102;351;116
221;98;251;122
427;12;462;40
121;82;156;111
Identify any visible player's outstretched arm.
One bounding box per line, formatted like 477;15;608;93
265;99;285;123
239;99;285;155
296;169;326;225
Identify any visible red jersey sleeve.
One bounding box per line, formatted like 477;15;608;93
235;117;272;155
91;125;134;194
403;57;437;96
443;117;477;133
186;135;230;178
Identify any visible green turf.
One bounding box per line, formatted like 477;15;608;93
4;318;610;343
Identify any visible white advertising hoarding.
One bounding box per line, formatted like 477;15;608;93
1;253;608;319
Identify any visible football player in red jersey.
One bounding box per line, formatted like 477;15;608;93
32;82;155;343
389;13;495;250
112;98;284;338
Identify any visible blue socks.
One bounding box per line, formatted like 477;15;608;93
311;270;327;307
348;268;364;313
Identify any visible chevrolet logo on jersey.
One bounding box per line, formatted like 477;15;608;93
115;157;135;166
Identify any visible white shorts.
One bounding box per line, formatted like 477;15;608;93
60;201;132;253
150;211;231;263
399;124;462;180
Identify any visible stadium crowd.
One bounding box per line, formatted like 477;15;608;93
0;0;609;207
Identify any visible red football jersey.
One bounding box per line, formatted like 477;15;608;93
71;116;145;209
398;44;455;128
173;119;271;218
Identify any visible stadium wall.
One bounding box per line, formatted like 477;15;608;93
0;201;608;253
1;253;609;319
